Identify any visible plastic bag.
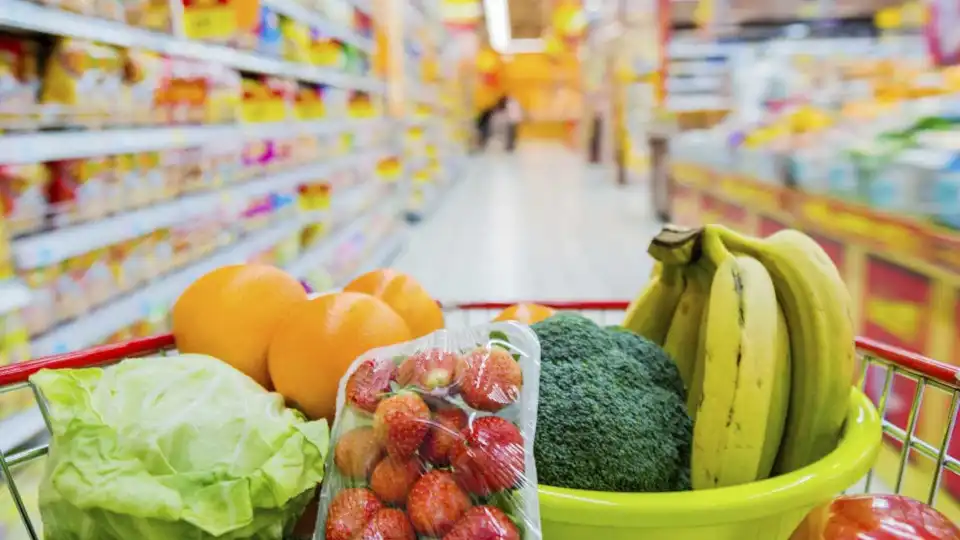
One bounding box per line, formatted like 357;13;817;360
314;322;542;540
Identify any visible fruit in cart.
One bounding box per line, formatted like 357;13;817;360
30;355;330;539
356;508;417;540
171;264;307;388
325;488;384;540
455;346;523;412
691;252;791;489
370;456;423;506
789;494;960;539
407;471;473;537
631;224;856;486
343;268;444;339
373;391;431;458
622;262;687;346
397;348;460;390
333;427;384;479
449;416;525;496
716;226;854;474
531;313;693;492
420;407;469;466
346;357;399;414
444;506;521;540
268;292;412;421
492;302;556;325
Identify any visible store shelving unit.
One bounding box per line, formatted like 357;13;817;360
0;0;429;451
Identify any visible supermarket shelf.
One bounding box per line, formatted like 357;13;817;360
0;0;385;94
0;407;45;454
352;228;407;278
30;220;301;358
0;280;31;315
12;145;394;269
0;117;386;164
263;0;375;53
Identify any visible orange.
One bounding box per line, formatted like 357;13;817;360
172;264;307;388
343;269;443;339
268;292;412;421
492;303;557;325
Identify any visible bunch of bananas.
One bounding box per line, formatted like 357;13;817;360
623;224;855;488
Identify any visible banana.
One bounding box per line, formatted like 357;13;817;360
662;264;710;392
714;225;854;474
622;264;685;345
692;253;791;489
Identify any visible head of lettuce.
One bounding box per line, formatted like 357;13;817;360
30;354;329;540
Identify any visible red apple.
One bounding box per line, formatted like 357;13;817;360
790;494;960;540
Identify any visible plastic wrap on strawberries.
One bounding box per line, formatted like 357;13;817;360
314;322;542;540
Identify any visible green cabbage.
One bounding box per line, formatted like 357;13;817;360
30;354;329;540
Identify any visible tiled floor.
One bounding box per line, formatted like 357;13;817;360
393;142;661;303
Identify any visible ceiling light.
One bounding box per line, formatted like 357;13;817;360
483;0;511;52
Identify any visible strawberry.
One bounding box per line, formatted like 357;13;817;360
455;347;522;412
443;506;520;540
370;456;422;506
346;357;397;413
333;426;384;479
324;488;382;540
355;508;416;540
450;416;524;496
420;408;468;466
373;391;431;458
397;348;460;390
407;471;472;537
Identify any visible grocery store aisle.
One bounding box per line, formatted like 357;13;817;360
393;143;660;302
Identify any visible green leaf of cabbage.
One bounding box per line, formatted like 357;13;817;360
30;354;329;540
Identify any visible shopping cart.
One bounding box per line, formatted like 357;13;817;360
0;300;958;539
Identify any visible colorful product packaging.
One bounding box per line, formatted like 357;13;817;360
0;163;50;237
0;36;40;130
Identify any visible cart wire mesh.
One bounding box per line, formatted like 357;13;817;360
0;301;958;539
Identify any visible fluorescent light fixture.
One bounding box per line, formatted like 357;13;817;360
483;0;511;52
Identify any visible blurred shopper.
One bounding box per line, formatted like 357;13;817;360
504;95;522;152
475;96;507;152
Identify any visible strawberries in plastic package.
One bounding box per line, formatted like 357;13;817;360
315;322;542;540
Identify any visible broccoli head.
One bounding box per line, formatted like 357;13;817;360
534;353;692;492
531;314;693;492
606;325;686;400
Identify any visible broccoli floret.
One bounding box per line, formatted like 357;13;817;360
531;314;693;493
532;312;619;365
606;326;686;400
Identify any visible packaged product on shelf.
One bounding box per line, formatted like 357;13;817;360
294;83;324;121
113;154;143;209
84;247;116;307
48;157;106;226
274;230;301;266
180;0;239;44
20;263;57;336
205;63;241;124
309;30;342;68
40;38;92;126
271;138;296;172
135;151;165;203
160;149;185;199
177;147;206;193
281;18;312;64
96;0;127;24
85;44;123;127
203;141;242;187
241;75;270;123
169;224;192;269
4;310;30;365
257;6;284;58
316;324;543;540
122;48;165;125
292;133;321;163
150;228;172;276
56;255;89;322
0;35;40;131
105;325;133;344
0;163;50;237
262;76;296;122
241;138;275;179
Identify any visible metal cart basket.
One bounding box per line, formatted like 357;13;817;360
1;300;959;538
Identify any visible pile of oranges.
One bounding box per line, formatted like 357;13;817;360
171;264;557;423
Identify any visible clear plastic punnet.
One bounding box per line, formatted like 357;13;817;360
315;322;542;540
